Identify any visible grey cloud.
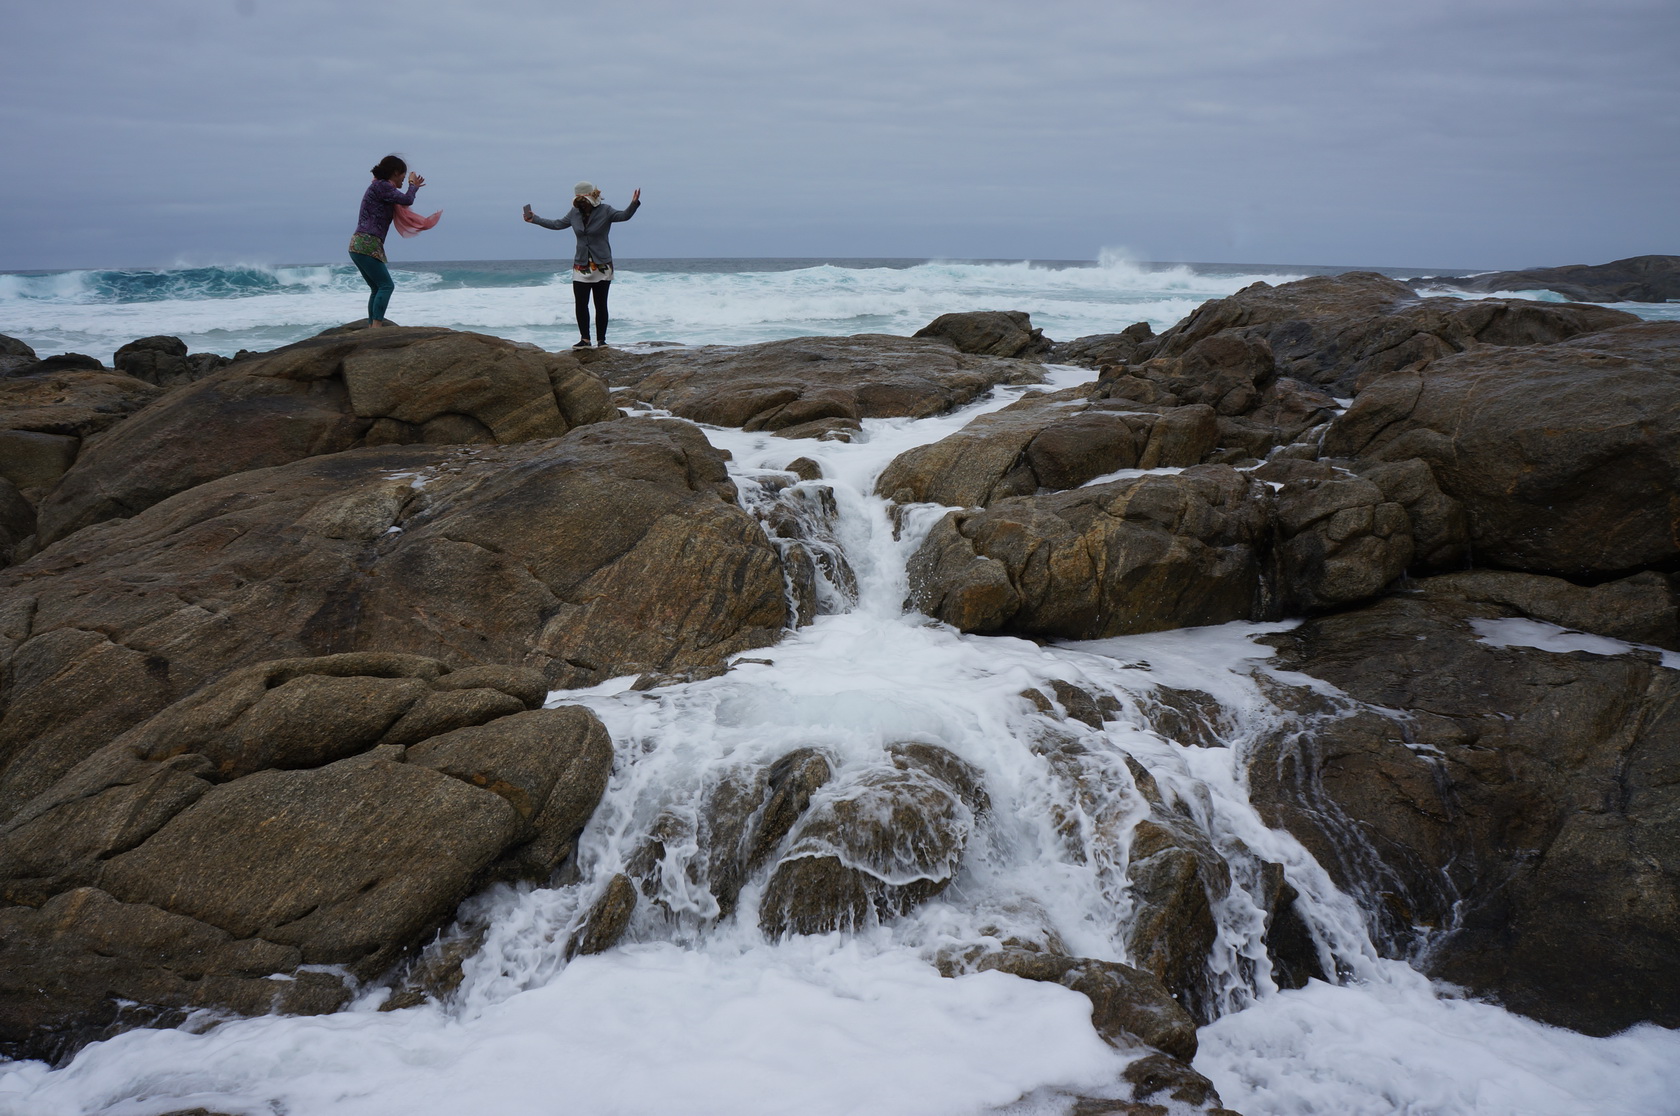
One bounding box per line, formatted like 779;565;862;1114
1;0;1675;270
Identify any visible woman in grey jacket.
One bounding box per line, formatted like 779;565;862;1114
524;182;641;348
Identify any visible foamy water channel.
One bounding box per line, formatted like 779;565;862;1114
3;366;1676;1116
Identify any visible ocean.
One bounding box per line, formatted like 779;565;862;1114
2;259;1678;1116
7;254;1674;363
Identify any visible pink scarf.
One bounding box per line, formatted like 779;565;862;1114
391;204;442;237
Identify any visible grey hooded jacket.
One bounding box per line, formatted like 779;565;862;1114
530;198;640;268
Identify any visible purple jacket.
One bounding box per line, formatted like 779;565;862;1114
354;179;420;241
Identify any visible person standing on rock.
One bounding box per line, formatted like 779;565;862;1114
349;155;427;328
523;182;641;348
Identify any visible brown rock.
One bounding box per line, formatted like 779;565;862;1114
36;326;613;546
1353;457;1470;570
1323;322;1680;576
96;755;522;972
1423;568;1678;650
1266;461;1414;613
0;651;614;1057
0;430;79;504
1409;254;1680;304
975;951;1199;1062
1148;271;1638;395
1247;586;1680;1035
759;744;986;935
113;335;231;390
874;386;1122;507
1214;377;1340;459
1122;1053;1226;1109
785;456;823;481
0;478;33;567
600;334;1045;435
411;707;615;879
704;747;833;920
875;389;1039;504
913;310;1052;358
0;887;346;1064
1022;409;1155;492
566;873;638;957
0;334;38;377
1125;816;1231;1021
1130;333;1277;415
16;354;105;375
0;368;161;440
875;334;1325;512
753;480;858;617
1046;322;1155;368
380;927;486;1011
907;466;1275;639
0;420;787;818
0;369;165;501
1136;404;1219;469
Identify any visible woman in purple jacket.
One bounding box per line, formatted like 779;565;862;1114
349;155;426;327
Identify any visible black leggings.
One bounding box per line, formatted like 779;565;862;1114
573;280;610;343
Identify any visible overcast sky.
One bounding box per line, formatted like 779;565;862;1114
2;0;1675;272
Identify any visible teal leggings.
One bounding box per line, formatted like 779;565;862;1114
350;251;394;323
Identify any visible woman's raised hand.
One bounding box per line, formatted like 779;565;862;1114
522;204;535;223
632;188;642;203
408;172;426;188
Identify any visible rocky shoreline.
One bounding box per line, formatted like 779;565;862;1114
1;272;1675;1110
1410;253;1680;304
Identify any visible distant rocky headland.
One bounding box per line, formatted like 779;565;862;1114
0;266;1675;1111
1410;252;1680;303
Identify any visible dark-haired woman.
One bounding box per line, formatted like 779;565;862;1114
523;182;641;348
349;155;426;327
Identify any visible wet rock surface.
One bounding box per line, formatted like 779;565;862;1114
759;743;988;935
907;466;1276;639
898;435;1471;637
0;419;789;817
1123;815;1231;1021
0;480;34;568
1323;321;1680;576
876;331;1336;510
1420;567;1678;650
875;387;1218;509
593;333;1045;441
0;334;38;377
36;326;614;547
0;369;166;511
1246;580;1680;1036
703;747;834;921
1046;321;1156;369
1410;253;1680;304
1143;271;1637;395
913;309;1052;358
0;652;613;1062
112;335;233;390
976;950;1199;1061
567;873;639;958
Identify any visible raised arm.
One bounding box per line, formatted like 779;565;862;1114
526;211;573;230
373;179;420;207
609;192;641;222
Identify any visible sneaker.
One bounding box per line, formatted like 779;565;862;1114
572;339;592;349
